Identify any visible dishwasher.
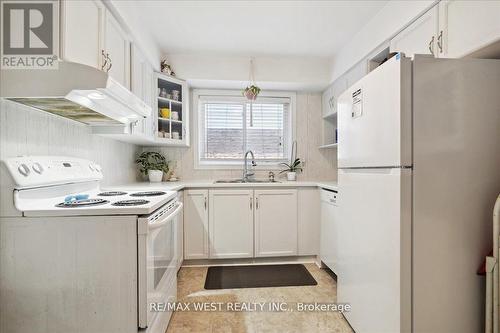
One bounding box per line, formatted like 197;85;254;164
320;188;338;273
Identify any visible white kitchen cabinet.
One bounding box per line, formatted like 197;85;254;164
131;44;147;102
344;60;368;89
130;44;155;140
322;77;347;118
297;188;320;256
322;84;334;118
390;6;439;58
142;63;155;138
60;0;105;70
321;75;346;146
438;0;500;58
183;190;209;259
320;188;338;273
208;190;254;259
103;11;130;88
254;189;298;257
153;74;190;147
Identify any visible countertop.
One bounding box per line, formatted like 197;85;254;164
105;180;338;192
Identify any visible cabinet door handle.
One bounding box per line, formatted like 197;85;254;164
428;36;435;56
256;197;259;209
101;50;108;71
437;30;443;53
204;197;207;210
250;197;253;210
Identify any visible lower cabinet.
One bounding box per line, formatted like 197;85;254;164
183;188;307;260
183;189;209;259
254;189;298;257
209;190;254;259
297;188;320;255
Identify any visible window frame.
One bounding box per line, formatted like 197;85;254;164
192;89;296;170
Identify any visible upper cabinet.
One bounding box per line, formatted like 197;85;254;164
438;0;500;58
390;6;439;58
131;44;155;140
60;0;130;87
391;1;500;59
154;74;190;147
344;61;368;89
60;0;190;146
103;12;131;88
322;76;346;118
60;0;105;69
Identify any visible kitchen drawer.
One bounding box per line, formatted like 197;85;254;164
320;188;338;205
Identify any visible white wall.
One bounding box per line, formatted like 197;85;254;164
330;0;435;82
143;93;337;181
0;99;140;186
166;54;332;92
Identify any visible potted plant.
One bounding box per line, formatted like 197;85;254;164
135;151;169;183
243;84;261;101
279;158;303;181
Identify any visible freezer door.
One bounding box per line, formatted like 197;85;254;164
337;54;412;168
337;168;411;333
412;56;500;333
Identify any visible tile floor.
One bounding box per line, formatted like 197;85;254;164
166;263;354;333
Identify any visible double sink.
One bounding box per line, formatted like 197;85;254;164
214;179;280;184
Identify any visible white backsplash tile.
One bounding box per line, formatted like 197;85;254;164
1;93;337;187
0;99;140;186
143;93;337;182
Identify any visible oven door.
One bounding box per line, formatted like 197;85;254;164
138;201;183;329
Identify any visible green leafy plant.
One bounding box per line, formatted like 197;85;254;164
135;151;169;176
242;85;261;100
279;158;303;174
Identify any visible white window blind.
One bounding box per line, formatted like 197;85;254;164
198;96;291;165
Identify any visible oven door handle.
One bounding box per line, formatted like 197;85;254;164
148;202;183;230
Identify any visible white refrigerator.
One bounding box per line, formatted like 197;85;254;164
336;54;500;333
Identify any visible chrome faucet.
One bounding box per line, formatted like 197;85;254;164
243;150;257;181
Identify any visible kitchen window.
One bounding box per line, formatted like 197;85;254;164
194;90;295;168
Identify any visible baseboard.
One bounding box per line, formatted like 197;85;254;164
182;255;318;267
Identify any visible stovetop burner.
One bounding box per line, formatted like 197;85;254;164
56;198;109;208
130;191;166;197
112;199;150;207
98;191;128;197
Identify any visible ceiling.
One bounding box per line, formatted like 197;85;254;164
113;0;388;58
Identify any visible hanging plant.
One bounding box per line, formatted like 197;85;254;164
243;84;261;100
242;58;261;126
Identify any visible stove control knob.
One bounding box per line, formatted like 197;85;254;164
18;164;30;177
32;163;43;174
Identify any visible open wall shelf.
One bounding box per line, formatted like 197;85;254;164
154;73;189;146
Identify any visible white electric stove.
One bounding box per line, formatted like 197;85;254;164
0;156;182;333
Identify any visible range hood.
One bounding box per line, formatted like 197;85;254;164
0;61;151;128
